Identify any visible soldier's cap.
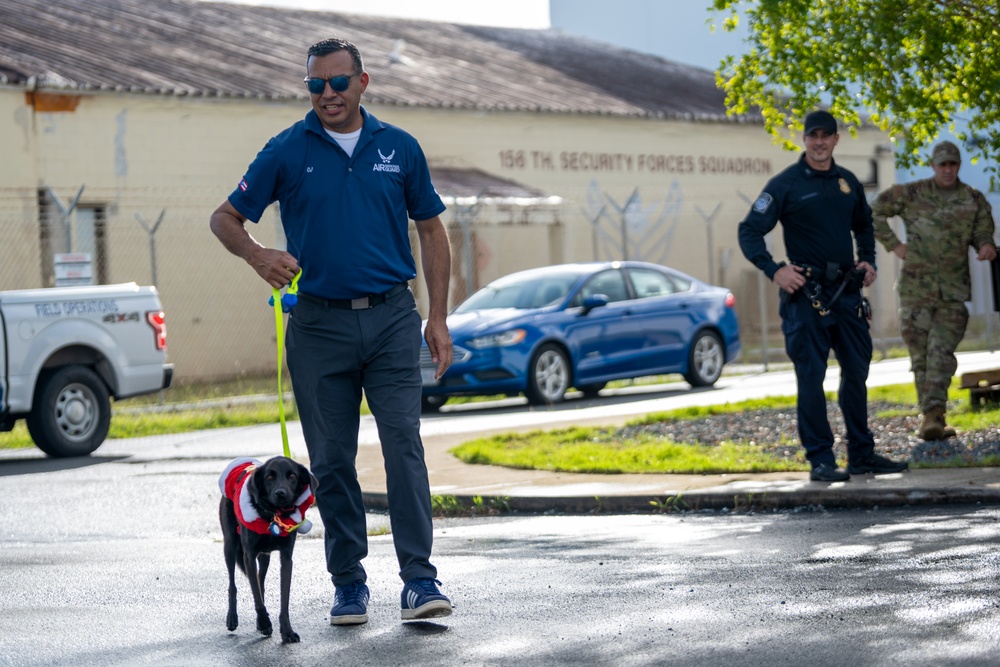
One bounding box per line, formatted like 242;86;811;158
932;140;962;165
803;110;838;135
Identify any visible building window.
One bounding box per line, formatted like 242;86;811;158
37;189;107;286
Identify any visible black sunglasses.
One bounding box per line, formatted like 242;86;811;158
303;73;359;95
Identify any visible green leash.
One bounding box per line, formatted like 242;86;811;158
270;270;302;458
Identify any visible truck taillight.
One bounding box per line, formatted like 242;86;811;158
725;293;736;308
147;310;167;350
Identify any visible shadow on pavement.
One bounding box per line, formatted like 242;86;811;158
0;454;128;477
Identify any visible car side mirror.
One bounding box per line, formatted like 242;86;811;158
580;294;609;315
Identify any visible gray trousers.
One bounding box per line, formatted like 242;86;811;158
286;286;437;586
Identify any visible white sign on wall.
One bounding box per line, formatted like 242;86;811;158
54;253;93;286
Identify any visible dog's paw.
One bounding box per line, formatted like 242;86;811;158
256;614;273;636
281;630;301;644
226;611;238;632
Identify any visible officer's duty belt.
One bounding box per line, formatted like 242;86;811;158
792;261;848;288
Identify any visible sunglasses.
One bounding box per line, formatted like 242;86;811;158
303;73;359;95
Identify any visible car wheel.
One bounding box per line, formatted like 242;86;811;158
525;343;571;405
421;394;448;413
577;382;606;398
683;330;724;387
26;365;111;458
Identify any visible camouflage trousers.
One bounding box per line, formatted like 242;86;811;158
899;299;969;413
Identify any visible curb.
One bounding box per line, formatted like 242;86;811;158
363;488;1000;514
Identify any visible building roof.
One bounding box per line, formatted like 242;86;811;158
0;0;748;122
430;167;561;206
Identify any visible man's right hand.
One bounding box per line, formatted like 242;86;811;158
209;200;300;290
773;263;806;294
249;247;299;290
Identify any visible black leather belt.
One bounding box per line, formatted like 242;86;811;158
298;282;408;310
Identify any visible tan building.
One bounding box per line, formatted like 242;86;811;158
0;0;896;382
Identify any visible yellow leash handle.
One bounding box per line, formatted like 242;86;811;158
271;270;301;459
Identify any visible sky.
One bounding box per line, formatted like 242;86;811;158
204;0;551;28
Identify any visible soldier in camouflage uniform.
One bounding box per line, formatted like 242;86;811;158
872;141;997;440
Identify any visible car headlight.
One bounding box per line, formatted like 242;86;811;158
466;329;527;349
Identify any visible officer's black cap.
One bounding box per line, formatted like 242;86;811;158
803;110;838;135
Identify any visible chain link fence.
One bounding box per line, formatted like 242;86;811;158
3;183;998;386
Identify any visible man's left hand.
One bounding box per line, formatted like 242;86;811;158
424;317;453;379
977;243;998;262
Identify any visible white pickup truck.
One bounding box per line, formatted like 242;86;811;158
0;283;174;457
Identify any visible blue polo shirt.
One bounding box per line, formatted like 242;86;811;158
228;107;446;299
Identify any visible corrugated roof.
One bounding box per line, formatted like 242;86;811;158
430;166;562;205
0;0;748;121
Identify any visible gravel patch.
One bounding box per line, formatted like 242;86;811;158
614;402;1000;466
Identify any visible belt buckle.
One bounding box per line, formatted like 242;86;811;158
351;296;370;310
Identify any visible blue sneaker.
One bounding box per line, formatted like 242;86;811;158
401;577;452;621
330;581;369;625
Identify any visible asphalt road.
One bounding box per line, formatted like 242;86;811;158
2;351;999;666
0;453;997;667
413;350;1000;438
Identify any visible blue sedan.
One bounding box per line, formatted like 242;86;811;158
420;261;741;410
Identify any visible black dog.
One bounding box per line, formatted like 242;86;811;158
219;456;317;643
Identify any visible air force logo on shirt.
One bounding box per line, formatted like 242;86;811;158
373;148;401;173
753;192;773;213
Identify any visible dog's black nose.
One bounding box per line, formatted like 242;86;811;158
273;488;290;503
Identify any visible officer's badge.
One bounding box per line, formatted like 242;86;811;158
839;178;851;194
752;192;773;213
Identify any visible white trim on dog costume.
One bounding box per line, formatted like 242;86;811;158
219;457;314;536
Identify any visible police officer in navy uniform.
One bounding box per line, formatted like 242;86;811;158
738;110;908;482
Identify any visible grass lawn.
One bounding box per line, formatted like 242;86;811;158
450;381;1000;474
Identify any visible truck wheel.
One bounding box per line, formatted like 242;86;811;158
27;366;111;458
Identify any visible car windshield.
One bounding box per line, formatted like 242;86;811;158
455;271;581;312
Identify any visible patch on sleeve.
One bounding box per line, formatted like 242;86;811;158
752;192;773;213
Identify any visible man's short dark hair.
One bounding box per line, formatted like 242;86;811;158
307;38;364;73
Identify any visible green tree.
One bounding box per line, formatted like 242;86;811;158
710;0;1000;185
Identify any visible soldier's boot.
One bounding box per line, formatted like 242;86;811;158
940;413;957;439
918;406;955;440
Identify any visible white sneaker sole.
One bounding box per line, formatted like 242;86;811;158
401;599;452;621
330;613;368;626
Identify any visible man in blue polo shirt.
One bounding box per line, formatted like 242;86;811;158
210;37;454;626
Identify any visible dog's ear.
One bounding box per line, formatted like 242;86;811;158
248;463;271;510
297;462;319;492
